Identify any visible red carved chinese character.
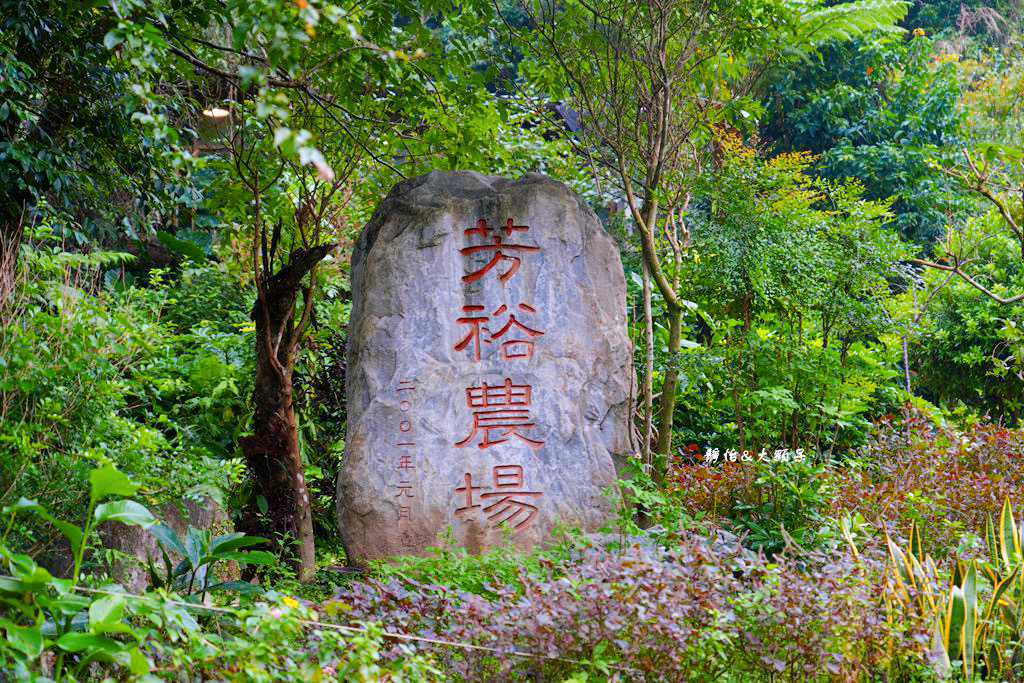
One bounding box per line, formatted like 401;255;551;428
451;466;543;532
398;505;412;521
489;303;543;359
454;303;544;361
395;482;414;498
466;378;531;408
455;379;544;451
461;218;539;283
482;465;542;531
453;472;482;514
396;455;415;471
466;218;529;238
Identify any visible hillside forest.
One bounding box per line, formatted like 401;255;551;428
3;0;1024;680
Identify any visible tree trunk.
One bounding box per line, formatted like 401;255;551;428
632;196;685;483
636;259;658;528
641;260;655;468
653;304;683;480
244;363;315;581
902;337;912;392
240;244;332;583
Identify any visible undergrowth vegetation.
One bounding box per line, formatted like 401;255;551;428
4;409;1023;680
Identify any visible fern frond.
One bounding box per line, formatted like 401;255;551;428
797;0;909;47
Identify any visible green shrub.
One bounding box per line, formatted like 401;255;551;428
0;245;248;557
762;32;967;244
910;210;1024;426
326;539;934;681
1;465;434;682
666;141;909;455
831;409;1024;559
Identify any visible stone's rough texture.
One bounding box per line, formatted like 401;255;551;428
337;171;634;562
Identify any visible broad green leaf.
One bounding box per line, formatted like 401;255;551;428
94;501;155;528
173;557;192;578
209;533;267;556
992;568;1019;608
214;550;277;565
147;522;187;557
0;619;44;657
103;30;124;50
164;603;200;632
6;552;52;586
203;580;259;595
39;513;83;558
48;592;90;617
89;466;138;505
127;646;150;675
962;564;977;680
984;568;1018;634
981;563;998;587
0;576;27;593
945;585;966;661
56;631;121;654
88;595;125;628
952;561;966;589
156;230;207;264
930;619;951;678
1000;499;1020;568
184;527;207;569
1;498;44;516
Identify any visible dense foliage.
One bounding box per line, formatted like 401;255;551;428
910;209;1024;422
2;0;1024;680
762;32;966;244
665;138;909;455
326;540;933;681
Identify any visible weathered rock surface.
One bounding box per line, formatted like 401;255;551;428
337;171;635;562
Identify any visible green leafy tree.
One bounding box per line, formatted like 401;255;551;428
675;140;909;453
762;31;967;244
118;0;561;577
517;0;911;479
910;208;1024;423
905;0;1021;36
912;37;1024;306
0;0;194;305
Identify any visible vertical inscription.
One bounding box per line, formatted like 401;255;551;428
449;217;546;534
394;378;418;546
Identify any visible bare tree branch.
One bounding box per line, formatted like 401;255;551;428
912;257;1024;304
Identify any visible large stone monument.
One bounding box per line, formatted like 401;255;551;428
337;171;633;562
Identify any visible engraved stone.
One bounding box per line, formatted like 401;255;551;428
337;171;633;562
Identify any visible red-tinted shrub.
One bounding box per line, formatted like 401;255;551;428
325;538;931;681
